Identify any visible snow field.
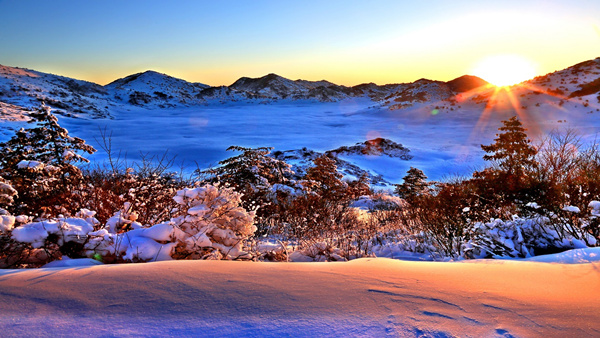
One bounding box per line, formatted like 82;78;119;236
0;258;598;336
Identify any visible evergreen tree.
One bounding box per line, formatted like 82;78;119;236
395;167;429;201
480;116;537;177
201;146;294;236
201;146;292;192
0;105;96;216
473;116;539;208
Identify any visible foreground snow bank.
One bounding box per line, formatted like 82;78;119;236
0;258;598;336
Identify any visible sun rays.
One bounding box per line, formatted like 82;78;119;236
459;74;599;149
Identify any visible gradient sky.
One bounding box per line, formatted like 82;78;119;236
1;0;599;86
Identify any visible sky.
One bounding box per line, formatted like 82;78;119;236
0;0;599;86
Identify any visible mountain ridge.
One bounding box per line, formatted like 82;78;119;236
1;57;600;120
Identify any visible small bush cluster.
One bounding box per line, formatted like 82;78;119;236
395;117;600;258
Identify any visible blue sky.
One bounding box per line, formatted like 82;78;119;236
1;0;599;86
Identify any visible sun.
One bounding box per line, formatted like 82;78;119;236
472;55;537;87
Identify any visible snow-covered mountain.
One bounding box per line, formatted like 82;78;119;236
380;79;457;110
464;58;600;115
229;73;353;101
196;86;263;103
2;57;600;120
0;63;493;118
105;70;209;107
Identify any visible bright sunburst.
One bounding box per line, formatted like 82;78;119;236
472;55;537;87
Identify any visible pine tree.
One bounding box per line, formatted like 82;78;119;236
474;116;539;207
395;167;429;201
480;116;537;177
201;146;292;192
0;105;96;216
201;146;294;236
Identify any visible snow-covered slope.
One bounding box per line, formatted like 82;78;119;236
0;65;110;118
382;79;457;110
462;57;600;119
0;258;598;336
528;57;600;98
196;85;264;103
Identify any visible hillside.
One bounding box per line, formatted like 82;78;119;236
0;65;110;118
230;73;353;101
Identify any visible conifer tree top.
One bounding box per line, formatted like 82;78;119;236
480;116;537;174
0;104;96;171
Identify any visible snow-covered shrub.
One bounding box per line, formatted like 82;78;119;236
398;181;475;258
467;215;596;258
350;194;404;212
84;183;257;263
104;202;142;233
84;222;175;263
370;230;438;259
1;212;98;268
12;217;95;248
0;214;15;233
170;184;256;260
0;177;17;214
586;201;600;240
288;241;349;262
81;150;187;226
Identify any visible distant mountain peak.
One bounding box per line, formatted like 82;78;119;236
106;70;208;89
446;75;489;92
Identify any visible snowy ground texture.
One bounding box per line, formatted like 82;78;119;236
0;256;599;337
